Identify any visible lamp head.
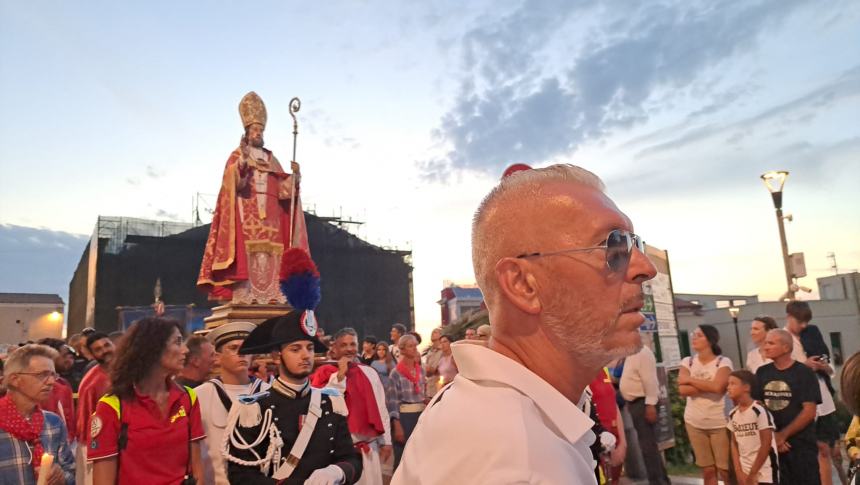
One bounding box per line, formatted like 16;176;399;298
728;307;740;319
761;170;789;209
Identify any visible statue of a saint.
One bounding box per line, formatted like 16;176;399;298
197;92;309;304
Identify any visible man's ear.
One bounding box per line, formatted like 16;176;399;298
495;258;542;315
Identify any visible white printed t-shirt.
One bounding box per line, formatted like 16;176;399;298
681;355;733;429
727;402;779;484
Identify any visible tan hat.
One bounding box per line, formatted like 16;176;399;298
206;321;257;349
239;91;267;129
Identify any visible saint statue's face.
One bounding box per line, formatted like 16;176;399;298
247;123;265;148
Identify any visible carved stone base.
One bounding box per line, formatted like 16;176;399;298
204;303;293;330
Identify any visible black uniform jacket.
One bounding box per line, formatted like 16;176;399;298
227;380;362;484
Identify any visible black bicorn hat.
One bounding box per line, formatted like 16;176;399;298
239;310;327;355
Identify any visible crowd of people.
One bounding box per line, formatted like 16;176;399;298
1;163;859;485
0;316;491;484
0;300;858;485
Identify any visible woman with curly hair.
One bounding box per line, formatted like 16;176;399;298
88;318;205;485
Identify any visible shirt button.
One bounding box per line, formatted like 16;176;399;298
325;411;330;415
329;437;334;441
274;417;279;422
328;423;333;428
330;450;334;454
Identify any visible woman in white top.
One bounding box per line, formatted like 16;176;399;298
436;335;458;386
679;325;733;485
745;315;778;373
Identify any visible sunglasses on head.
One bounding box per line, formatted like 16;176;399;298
516;229;645;273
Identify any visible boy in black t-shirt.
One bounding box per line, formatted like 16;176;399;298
754;329;821;485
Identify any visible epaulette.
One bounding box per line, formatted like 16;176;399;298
233;390;269;428
237;390;270;405
319;387;348;417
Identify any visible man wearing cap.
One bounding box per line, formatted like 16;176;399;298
312;327;392;485
195;321;269;485
392;164;657;484
197;91;310;304
225;311;362;484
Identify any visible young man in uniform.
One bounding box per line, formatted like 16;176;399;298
312;328;392;485
195;321;268;485
225;311;363;484
754;329;821;485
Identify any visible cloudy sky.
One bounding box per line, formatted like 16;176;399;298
2;1;859;338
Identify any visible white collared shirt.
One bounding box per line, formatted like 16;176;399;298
392;342;597;485
619;346;660;405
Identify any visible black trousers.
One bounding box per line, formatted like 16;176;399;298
392;410;421;471
627;398;671;485
779;445;820;485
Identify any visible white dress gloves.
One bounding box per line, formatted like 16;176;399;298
304;464;345;485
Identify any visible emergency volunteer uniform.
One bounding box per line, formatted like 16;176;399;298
87;382;206;484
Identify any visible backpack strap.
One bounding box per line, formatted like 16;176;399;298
182;386;194;480
209;378;235;412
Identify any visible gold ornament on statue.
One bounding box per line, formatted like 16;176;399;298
239;91;267;129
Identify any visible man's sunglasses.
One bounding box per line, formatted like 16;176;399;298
516;229;645;273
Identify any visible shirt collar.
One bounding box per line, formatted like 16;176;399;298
271;378;310;399
133;379;186;406
451;342;594;444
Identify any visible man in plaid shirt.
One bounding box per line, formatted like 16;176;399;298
0;344;75;484
386;334;427;470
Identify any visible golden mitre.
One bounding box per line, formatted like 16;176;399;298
239;91;267;129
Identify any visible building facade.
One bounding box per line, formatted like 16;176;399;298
675;272;860;391
0;293;65;345
438;285;484;326
67;214;414;340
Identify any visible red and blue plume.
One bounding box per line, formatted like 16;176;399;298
280;248;321;311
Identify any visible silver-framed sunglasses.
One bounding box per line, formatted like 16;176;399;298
516;229;645;273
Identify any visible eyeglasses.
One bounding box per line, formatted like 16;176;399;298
516;229;645;273
17;371;59;382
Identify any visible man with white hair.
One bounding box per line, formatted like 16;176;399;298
392;164;657;483
386;334;426;470
0;344;76;484
754;328;821;485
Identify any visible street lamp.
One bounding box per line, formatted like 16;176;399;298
760;170;794;301
729;307;743;368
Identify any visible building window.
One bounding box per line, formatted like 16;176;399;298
679;331;691;358
715;300;730;309
733;299;747;306
830;332;843;366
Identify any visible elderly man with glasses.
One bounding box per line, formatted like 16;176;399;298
392;164;657;484
0;344;76;484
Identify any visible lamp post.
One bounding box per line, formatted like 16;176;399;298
729;307;743;368
760;170;794;301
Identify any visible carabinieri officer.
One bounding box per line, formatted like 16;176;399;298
223;310;362;484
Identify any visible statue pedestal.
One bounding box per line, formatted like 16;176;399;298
204;303;293;329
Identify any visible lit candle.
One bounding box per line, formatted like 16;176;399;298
36;452;53;485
